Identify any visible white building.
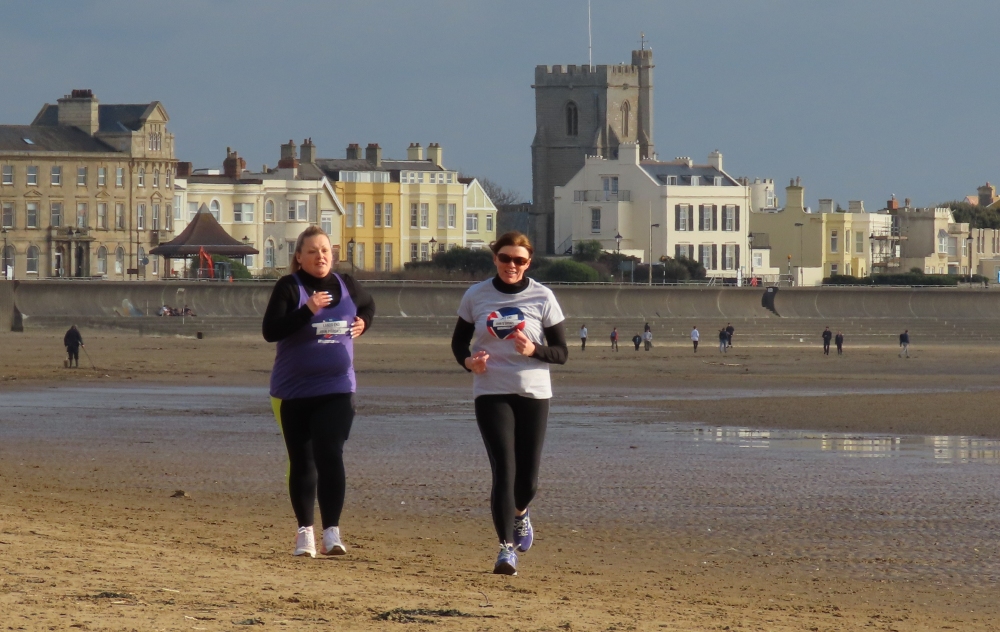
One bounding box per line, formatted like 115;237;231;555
555;144;773;280
171;147;344;276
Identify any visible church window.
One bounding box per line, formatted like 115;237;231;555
621;101;630;137
566;102;579;136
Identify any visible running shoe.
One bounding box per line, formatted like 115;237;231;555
513;510;533;552
321;526;347;556
293;526;316;558
493;543;518;575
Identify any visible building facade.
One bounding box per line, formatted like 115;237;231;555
172;143;344;276
554;145;755;280
531;48;654;254
750;180;892;285
0;90;177;280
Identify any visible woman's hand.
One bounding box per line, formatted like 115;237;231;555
306;291;332;314
349;316;365;338
465;350;489;374
511;330;536;357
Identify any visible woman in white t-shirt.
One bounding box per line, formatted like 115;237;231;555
451;231;568;576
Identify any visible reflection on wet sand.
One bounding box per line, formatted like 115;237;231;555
693;426;1000;464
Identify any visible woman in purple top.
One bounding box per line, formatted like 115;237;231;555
262;226;375;559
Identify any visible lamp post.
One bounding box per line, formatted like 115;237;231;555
748;232;755;284
615;231;623;284
794;222;804;286
347;237;355;275
648;223;659;287
869;232;875;276
429;236;437;264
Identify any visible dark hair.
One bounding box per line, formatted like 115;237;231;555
289;225;332;274
490;231;534;257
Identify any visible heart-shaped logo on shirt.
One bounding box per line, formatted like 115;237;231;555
486;307;526;340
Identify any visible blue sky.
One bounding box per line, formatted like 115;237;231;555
1;1;997;209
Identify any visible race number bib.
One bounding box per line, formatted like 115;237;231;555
313;320;349;337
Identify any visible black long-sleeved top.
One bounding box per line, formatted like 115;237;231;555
262;270;375;342
451;275;568;371
64;327;83;349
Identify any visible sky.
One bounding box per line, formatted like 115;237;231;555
2;0;998;210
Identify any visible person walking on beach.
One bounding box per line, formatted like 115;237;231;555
579;324;588;351
451;231;567;576
263;225;375;559
643;329;653;351
835;331;844;356
899;329;910;358
632;332;642;351
610;327;619;352
822;326;833;356
718;328;728;354
691;326;700;353
63;325;84;368
725;323;735;348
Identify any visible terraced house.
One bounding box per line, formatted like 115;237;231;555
0;90;177;280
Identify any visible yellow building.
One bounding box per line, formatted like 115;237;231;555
316;142;493;271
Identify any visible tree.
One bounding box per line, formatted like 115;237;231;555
528;259;601;283
572;240;604;262
430;247;495;275
943;200;1000;229
475;176;524;207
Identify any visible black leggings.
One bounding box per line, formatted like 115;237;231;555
475;394;549;544
276;393;354;529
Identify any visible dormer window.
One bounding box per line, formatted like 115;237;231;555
666;175;677;185
690;176;700;186
714;176;723;186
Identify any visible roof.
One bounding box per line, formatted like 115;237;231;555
313;158;445;180
639;161;740;186
150;204;258;257
33;102;161;134
0;124;118;153
186;174;264;185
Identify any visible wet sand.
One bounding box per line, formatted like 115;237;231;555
2;331;1000;630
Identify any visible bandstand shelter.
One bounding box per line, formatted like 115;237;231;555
150;204;258;278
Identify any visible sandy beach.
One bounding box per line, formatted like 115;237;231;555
2;329;1000;630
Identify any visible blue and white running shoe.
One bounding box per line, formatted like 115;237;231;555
513;510;533;552
493;543;518;575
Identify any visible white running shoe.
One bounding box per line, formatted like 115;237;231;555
321;526;347;556
294;526;316;558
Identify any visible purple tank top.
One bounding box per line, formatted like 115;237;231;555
270;272;357;399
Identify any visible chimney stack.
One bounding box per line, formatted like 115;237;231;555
300;138;316;163
223;147;246;178
707;150;722;171
886;195;899;210
278;139;298;169
57;89;99;136
407;143;424;161
346;143;362;160
427;142;443;167
366;143;382;167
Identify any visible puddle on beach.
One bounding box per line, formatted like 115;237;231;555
0;385;996;466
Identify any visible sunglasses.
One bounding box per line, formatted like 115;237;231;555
496;253;530;266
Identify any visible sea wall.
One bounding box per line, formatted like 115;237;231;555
4;281;998;331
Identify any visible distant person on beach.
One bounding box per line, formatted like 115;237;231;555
63;325;83;368
835;331;844;355
579;324;588;351
725;323;735;348
691;326;700;353
632;333;642;351
610;327;619;352
262;225;375;559
718;328;728;354
899;330;910;358
822;327;833;356
643;330;653;351
451;231;567;576
644;322;651;333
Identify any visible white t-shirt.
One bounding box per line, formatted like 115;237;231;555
457;278;565;399
691;329;700;341
580;327;588;339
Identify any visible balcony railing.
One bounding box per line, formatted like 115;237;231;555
573;190;632;202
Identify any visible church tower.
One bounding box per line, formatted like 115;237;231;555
530;47;654;253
